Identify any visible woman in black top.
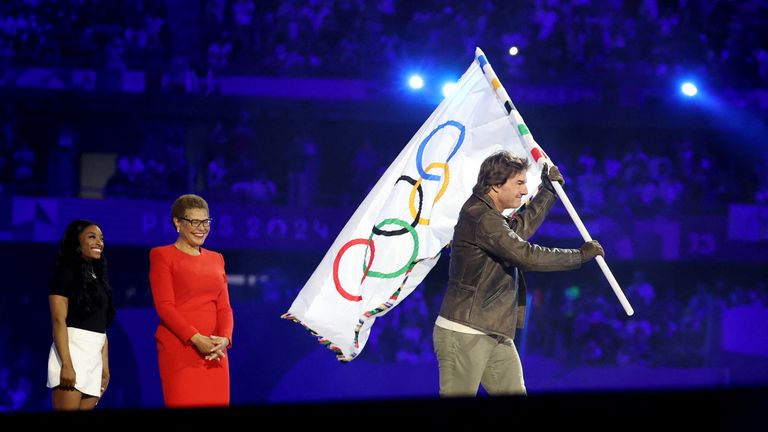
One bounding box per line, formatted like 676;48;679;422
47;220;115;410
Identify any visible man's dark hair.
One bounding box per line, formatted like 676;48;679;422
472;151;529;196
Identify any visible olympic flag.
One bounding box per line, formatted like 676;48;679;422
283;52;544;361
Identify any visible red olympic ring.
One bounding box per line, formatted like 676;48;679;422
333;238;375;302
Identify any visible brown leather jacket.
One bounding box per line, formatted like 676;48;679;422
438;187;582;339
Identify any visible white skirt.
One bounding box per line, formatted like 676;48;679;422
47;327;106;397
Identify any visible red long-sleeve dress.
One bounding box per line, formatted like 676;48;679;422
149;245;234;407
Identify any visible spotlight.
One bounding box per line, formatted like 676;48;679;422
442;82;457;97
408;75;424;90
508;46;519;56
681;82;698;97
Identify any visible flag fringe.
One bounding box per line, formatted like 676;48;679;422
352;250;443;354
282;250;444;361
280;312;351;362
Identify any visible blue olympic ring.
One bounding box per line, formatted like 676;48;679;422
416;120;465;181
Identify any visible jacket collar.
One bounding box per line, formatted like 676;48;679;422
473;192;500;212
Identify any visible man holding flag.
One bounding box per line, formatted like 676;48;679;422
434;151;604;397
284;48;626;377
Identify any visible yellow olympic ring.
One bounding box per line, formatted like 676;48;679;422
409;162;450;225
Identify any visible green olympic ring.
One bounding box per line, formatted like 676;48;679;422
363;218;419;279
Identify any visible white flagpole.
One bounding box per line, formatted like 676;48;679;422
475;47;634;316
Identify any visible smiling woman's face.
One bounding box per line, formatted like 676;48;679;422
78;225;104;261
174;207;211;249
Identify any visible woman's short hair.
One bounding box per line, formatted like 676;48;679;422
472;151;529;196
170;194;209;228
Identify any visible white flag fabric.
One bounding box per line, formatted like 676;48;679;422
283;58;543;361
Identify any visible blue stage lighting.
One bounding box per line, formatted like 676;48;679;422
681;82;698;97
408;75;424;90
442;82;457;97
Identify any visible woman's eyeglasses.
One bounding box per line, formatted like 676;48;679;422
181;218;212;228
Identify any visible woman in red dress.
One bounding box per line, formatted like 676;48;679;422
149;194;234;407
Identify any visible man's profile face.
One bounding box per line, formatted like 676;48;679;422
493;171;529;210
